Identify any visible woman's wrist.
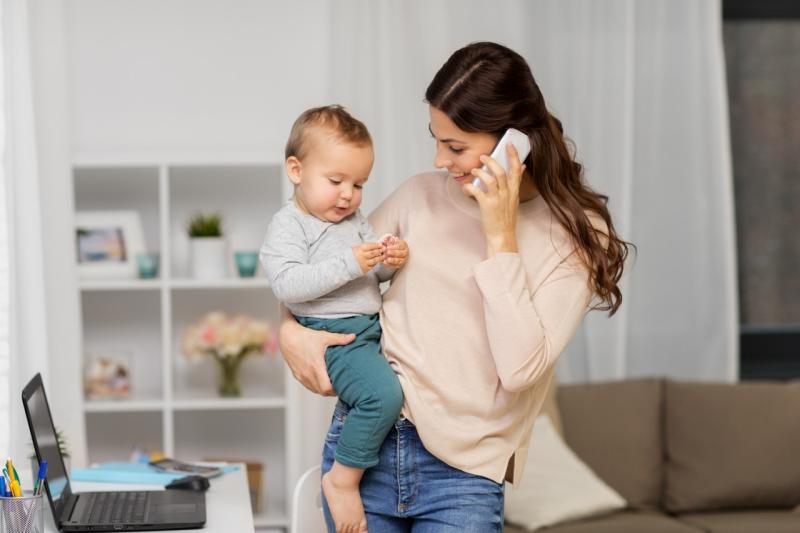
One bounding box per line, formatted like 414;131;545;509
485;231;518;257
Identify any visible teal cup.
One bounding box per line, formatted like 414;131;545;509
136;252;160;279
234;251;259;277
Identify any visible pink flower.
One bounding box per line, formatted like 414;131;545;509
200;325;219;346
263;335;279;355
180;311;277;361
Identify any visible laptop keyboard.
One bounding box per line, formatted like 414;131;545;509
85;492;149;524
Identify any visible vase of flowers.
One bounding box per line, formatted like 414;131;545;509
180;311;278;397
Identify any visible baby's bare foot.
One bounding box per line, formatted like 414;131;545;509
322;471;368;533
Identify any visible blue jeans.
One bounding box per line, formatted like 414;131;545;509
321;400;505;532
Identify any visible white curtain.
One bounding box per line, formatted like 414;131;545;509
0;0;9;461
1;0;51;462
327;0;737;385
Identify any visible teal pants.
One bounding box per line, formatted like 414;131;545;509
297;314;404;469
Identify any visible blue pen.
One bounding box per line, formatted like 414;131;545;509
34;460;48;495
0;474;6;497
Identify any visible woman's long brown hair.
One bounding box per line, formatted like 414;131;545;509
426;42;633;316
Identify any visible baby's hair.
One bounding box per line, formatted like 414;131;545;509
285;105;372;160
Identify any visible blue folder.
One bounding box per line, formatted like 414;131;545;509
71;461;239;485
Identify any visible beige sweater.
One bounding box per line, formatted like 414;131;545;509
368;171;595;485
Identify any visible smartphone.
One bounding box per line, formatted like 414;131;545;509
472;128;532;192
149;458;223;478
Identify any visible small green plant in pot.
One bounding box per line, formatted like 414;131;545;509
30;427;71;479
187;213;223;238
186;212;227;279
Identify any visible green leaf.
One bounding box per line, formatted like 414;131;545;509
186;212;224;237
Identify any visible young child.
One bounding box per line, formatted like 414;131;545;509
260;105;408;533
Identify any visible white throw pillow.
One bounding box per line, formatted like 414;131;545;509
504;415;627;531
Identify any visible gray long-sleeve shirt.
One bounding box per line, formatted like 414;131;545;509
260;201;396;319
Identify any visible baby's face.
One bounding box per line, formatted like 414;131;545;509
288;134;374;223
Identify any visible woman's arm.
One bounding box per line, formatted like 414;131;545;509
473;252;592;392
467;144;593;391
278;304;354;396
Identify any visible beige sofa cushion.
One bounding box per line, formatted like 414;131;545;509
504;415;626;531
664;380;800;513
557;378;664;510
678;510;800;533
505;511;704;533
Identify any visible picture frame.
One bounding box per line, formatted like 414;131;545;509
75;210;146;279
83;351;132;400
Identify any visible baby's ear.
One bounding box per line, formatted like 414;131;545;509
285;156;302;185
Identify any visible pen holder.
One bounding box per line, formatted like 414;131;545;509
0;493;44;533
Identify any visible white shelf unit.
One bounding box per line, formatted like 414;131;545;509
74;157;294;531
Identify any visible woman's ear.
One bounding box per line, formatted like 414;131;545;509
285;156;302;185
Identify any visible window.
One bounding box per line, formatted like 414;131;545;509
723;0;800;378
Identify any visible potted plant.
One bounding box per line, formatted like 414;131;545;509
186;212;227;279
30;427;71;479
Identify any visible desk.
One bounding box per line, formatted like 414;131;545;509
45;465;254;532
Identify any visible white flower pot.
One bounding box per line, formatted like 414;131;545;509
190;237;227;279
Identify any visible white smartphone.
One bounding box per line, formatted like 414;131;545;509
149;458;223;478
472;128;532;192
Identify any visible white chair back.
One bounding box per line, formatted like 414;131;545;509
290;465;326;533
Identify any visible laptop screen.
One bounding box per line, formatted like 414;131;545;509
22;373;73;519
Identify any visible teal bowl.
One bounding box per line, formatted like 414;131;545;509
136;252;160;279
234;251;259;277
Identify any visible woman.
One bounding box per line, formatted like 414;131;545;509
279;41;631;532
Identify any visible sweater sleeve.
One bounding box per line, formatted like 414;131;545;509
260;213;363;304
473;251;592;393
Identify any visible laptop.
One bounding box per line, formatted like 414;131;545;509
22;373;206;531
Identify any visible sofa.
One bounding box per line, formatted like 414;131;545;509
504;378;800;532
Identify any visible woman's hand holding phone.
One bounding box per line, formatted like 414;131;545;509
464;142;528;257
470;128;531;192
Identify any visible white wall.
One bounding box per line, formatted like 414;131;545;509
34;0;334;466
66;0;332;155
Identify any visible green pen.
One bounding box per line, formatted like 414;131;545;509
5;459;19;483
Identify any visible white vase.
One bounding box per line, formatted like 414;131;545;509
190;237;227;279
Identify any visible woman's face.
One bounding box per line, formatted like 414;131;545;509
428;105;497;189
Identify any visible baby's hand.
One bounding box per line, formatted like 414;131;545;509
381;235;408;269
353;242;385;273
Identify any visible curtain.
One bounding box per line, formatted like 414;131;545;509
1;0;51;462
555;0;738;383
0;0;8;460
